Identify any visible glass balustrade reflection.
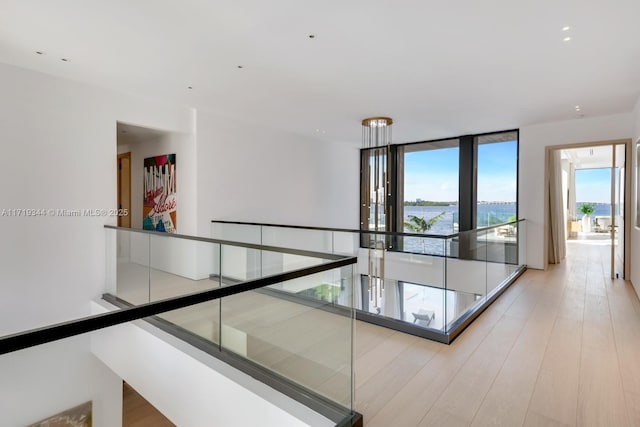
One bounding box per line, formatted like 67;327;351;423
1;309;350;427
149;235;221;302
220;265;354;412
113;228;151;304
208;220;527;341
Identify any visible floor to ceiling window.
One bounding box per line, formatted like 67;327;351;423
476;133;518;227
360;129;519;249
400;138;459;253
357;129;521;338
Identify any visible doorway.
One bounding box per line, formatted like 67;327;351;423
117;152;131;228
545;140;631;279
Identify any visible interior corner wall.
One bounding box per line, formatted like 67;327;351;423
0;62;194;424
0;335;122;427
630;97;640;295
519;112;633;270
0;62;194;334
195;110;360;236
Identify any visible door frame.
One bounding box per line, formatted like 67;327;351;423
117;152;131;228
543;138;631;278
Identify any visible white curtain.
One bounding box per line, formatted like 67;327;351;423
548;149;567;264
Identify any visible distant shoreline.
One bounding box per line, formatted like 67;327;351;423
404;201;451;206
404;201;517;206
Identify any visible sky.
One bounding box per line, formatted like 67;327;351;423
575;168;612;203
403;140;517;202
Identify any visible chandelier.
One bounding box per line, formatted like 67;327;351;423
362;117;393;308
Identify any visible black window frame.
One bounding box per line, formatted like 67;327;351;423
359;129;519;246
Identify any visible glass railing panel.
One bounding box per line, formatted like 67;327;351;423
111;228;150;305
206;220;527;342
400;281;448;332
445;229;487;332
220;265;355;412
261;226;333;253
485;222;519;294
148;235;221;302
144;235;223;343
358;233;447;331
218;243;333;285
332;231;359;255
101;226;358;422
516;220;527;271
263;250;333;278
399;234;448;256
1;297;346;427
156;299;222;345
211;222;261;245
219;243;262;282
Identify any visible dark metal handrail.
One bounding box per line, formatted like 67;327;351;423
104;225;347;260
211;218;526;240
0;255;356;355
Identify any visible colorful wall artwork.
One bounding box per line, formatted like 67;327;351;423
28;401;92;426
143;153;176;233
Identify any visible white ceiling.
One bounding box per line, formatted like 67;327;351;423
562;145;613;169
561;143;628;169
1;0;639;144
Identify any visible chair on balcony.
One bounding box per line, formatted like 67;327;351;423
412;309;435;326
594;216;611;233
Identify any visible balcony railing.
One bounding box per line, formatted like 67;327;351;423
0;226;360;427
211;219;527;344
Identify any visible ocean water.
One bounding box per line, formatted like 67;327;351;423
575;202;613;218
403;203;517;235
401;203;516;254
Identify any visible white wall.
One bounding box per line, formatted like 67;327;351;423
0;62;195;334
519;113;633;269
631;97;640;294
0;62;194;424
0;335;122;427
196;110;360;235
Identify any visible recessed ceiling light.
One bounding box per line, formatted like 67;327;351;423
61;58;69;62
237;65;243;69
563;36;572;42
35;51;44;55
315;129;320;132
187;85;193;90
575;105;581;111
308;34;316;39
562;26;571;31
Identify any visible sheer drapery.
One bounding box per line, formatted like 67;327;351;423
548;149;566;264
382;279;401;319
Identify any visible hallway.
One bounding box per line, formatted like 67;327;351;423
354;242;640;426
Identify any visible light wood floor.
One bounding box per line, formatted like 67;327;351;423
123;382;175;427
355;241;640;426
